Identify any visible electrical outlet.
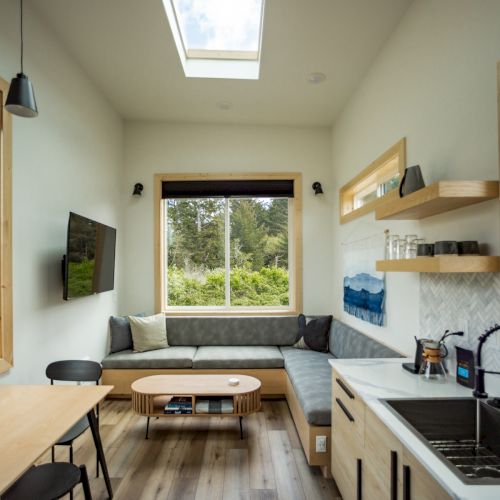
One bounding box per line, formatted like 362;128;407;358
316;435;327;453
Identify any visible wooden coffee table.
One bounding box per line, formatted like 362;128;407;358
131;374;261;439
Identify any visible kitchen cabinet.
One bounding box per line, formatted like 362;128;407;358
331;370;365;500
331;371;452;500
401;447;451;500
364;407;403;499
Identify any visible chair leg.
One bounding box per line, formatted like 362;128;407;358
79;465;93;500
96;452;99;478
70;444;73;463
51;446;55;463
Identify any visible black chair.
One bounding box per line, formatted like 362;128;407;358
2;463;92;500
45;360;102;489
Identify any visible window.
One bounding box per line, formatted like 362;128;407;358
340;138;406;224
155;174;302;314
163;0;265;79
0;76;13;374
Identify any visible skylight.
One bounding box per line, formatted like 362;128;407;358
163;0;265;79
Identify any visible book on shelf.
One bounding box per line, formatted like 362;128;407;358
164;396;193;414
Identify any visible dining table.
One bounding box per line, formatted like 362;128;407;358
0;384;113;498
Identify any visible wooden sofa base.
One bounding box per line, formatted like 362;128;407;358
102;368;331;470
102;368;286;397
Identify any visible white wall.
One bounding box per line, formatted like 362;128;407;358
0;1;123;383
120;122;333;315
331;0;500;356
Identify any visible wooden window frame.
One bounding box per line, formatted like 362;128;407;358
0;77;13;374
154;172;303;316
339;138;406;224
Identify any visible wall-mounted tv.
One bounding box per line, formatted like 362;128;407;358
63;212;116;300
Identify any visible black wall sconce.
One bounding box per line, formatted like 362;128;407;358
312;182;324;195
132;183;144;196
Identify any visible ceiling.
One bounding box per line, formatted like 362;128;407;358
31;0;413;126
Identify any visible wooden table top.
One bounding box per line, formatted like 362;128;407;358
131;374;261;396
0;384;112;494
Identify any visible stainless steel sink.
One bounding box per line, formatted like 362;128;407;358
381;398;500;484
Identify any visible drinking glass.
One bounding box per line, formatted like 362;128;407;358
385;234;399;260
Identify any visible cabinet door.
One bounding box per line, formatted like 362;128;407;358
401;448;451;500
364;408;403;499
331;370;365;500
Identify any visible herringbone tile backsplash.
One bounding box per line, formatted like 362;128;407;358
420;273;500;374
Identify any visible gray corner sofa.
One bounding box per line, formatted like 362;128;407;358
101;315;402;468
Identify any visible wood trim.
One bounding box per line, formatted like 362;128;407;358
339;138;406;224
284;372;330;467
102;368;286;397
0;77;13;374
154;172;303;314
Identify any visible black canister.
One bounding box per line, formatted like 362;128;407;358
434;241;458;255
417;243;434;257
457;241;479;255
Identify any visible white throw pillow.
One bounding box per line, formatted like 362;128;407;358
129;314;169;353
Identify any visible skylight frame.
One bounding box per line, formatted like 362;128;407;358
163;0;265;79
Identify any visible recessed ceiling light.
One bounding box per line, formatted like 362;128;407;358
307;72;327;84
216;101;233;110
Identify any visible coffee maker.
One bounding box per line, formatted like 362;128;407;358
402;331;464;374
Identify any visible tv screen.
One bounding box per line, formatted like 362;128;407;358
63;212;116;300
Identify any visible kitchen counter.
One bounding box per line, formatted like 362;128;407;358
329;357;500;500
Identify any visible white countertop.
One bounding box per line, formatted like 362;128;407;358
329;358;500;500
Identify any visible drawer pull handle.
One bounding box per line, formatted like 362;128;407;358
390;450;398;500
357;458;362;500
403;465;411;500
336;377;355;399
336;397;355;422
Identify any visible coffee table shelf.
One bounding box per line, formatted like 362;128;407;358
131;374;262;438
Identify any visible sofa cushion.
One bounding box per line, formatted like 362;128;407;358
166;316;299;346
109;313;145;354
281;346;333;426
294;314;332;352
129;314;169;353
101;346;197;369
329;319;403;359
192;346;284;369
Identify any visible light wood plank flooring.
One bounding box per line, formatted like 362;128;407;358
39;399;340;500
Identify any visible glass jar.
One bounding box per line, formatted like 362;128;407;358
385;234;400;260
395;239;406;260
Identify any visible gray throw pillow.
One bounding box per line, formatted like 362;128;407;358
109;313;145;353
129;314;169;353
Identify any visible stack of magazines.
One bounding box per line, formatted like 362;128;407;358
164;396;193;414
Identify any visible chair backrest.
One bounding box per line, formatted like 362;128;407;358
46;360;102;384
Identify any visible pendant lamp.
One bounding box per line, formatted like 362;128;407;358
5;0;38;118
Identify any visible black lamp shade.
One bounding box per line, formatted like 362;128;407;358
5;73;38;118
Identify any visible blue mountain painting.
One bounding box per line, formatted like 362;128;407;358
343;273;385;326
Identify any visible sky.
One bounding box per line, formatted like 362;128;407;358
173;0;263;52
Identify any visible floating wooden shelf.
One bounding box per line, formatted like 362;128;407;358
375;180;499;220
376;256;500;273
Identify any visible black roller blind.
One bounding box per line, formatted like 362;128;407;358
162;179;294;199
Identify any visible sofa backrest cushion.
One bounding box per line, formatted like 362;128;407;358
165;316;299;346
329;319;403;359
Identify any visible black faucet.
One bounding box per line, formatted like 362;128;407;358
473;324;500;399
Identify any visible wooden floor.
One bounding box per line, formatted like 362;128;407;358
39;399;340;500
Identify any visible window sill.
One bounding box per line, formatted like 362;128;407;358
162;309;298;317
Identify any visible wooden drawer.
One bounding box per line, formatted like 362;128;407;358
364;407;403;499
332;369;365;444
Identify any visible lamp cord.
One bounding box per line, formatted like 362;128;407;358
20;0;24;74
